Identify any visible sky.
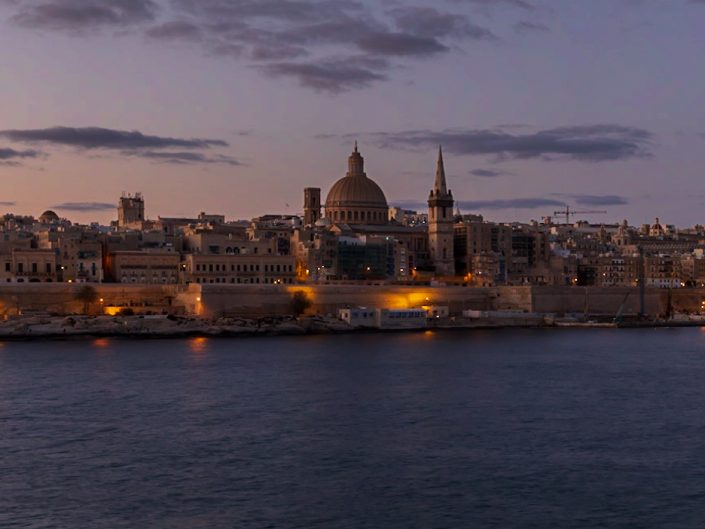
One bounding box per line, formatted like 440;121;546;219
0;0;704;226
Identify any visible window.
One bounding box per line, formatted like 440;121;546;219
4;262;9;272
17;263;23;274
32;263;37;273
46;263;52;274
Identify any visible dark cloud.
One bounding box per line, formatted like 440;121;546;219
573;194;629;206
145;20;202;41
0;201;17;206
458;198;564;210
0;126;241;166
457;0;534;10
257;59;387;93
365;124;653;161
52;202;115;212
356;32;448;57
173;0;358;23
133;151;244;166
0;126;227;150
0;147;42;160
469;168;508;177
1;0;512;92
514;21;550;33
10;0;157;31
389;6;497;40
394;197;563;211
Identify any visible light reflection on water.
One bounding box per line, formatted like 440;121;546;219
189;336;209;355
92;338;110;350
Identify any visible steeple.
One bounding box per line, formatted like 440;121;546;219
434;145;447;195
427;145;455;277
347;141;365;178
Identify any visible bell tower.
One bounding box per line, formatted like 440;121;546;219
428;146;455;276
303;187;321;226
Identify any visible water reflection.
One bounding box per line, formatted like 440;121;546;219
92;338;110;350
189;336;209;356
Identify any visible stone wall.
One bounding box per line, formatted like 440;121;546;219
1;283;704;320
0;284;194;316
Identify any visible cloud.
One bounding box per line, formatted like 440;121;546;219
573;194;629;206
0;126;242;166
458;0;534;10
0;126;227;150
389;6;497;40
364;124;653;161
133;151;244;165
0;147;43;160
145;20;202;41
10;0;157;31
51;201;115;212
0;201;17;207
257;59;387;93
0;0;516;93
469;168;508;178
457;198;564;210
355;32;448;57
514;21;550;34
395;197;563;211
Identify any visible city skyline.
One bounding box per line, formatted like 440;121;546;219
1;0;704;226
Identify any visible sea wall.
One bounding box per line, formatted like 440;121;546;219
1;283;704;319
0;284;197;316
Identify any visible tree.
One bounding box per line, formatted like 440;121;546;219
290;290;312;317
74;285;98;315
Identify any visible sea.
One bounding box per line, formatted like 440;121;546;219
1;328;705;529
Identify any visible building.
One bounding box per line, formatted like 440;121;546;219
104;251;180;284
428;147;455;276
117;193;145;229
0;249;57;283
304;188;321;226
324;143;389;225
183;254;296;284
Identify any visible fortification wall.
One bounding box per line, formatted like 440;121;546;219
1;283;704;320
0;284;194;316
196;284;531;318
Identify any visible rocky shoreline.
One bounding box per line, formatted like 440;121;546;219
0;314;361;340
1;313;703;341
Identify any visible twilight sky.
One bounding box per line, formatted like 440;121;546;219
1;0;704;226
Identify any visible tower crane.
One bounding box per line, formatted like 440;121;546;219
553;205;607;225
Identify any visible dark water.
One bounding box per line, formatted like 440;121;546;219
2;329;705;529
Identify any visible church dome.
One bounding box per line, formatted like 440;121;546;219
39;210;60;223
324;144;389;225
326;174;388;208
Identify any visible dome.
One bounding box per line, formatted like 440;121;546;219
324;144;389;226
325;175;388;208
39;210;60;223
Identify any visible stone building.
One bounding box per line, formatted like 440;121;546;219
117;193;145;229
183;254;296;285
324;143;389;225
427;147;455;276
104;251;180;284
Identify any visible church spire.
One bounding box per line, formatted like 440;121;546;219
434;145;448;195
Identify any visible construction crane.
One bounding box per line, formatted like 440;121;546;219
552;205;607;225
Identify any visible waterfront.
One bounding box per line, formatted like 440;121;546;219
2;329;705;528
